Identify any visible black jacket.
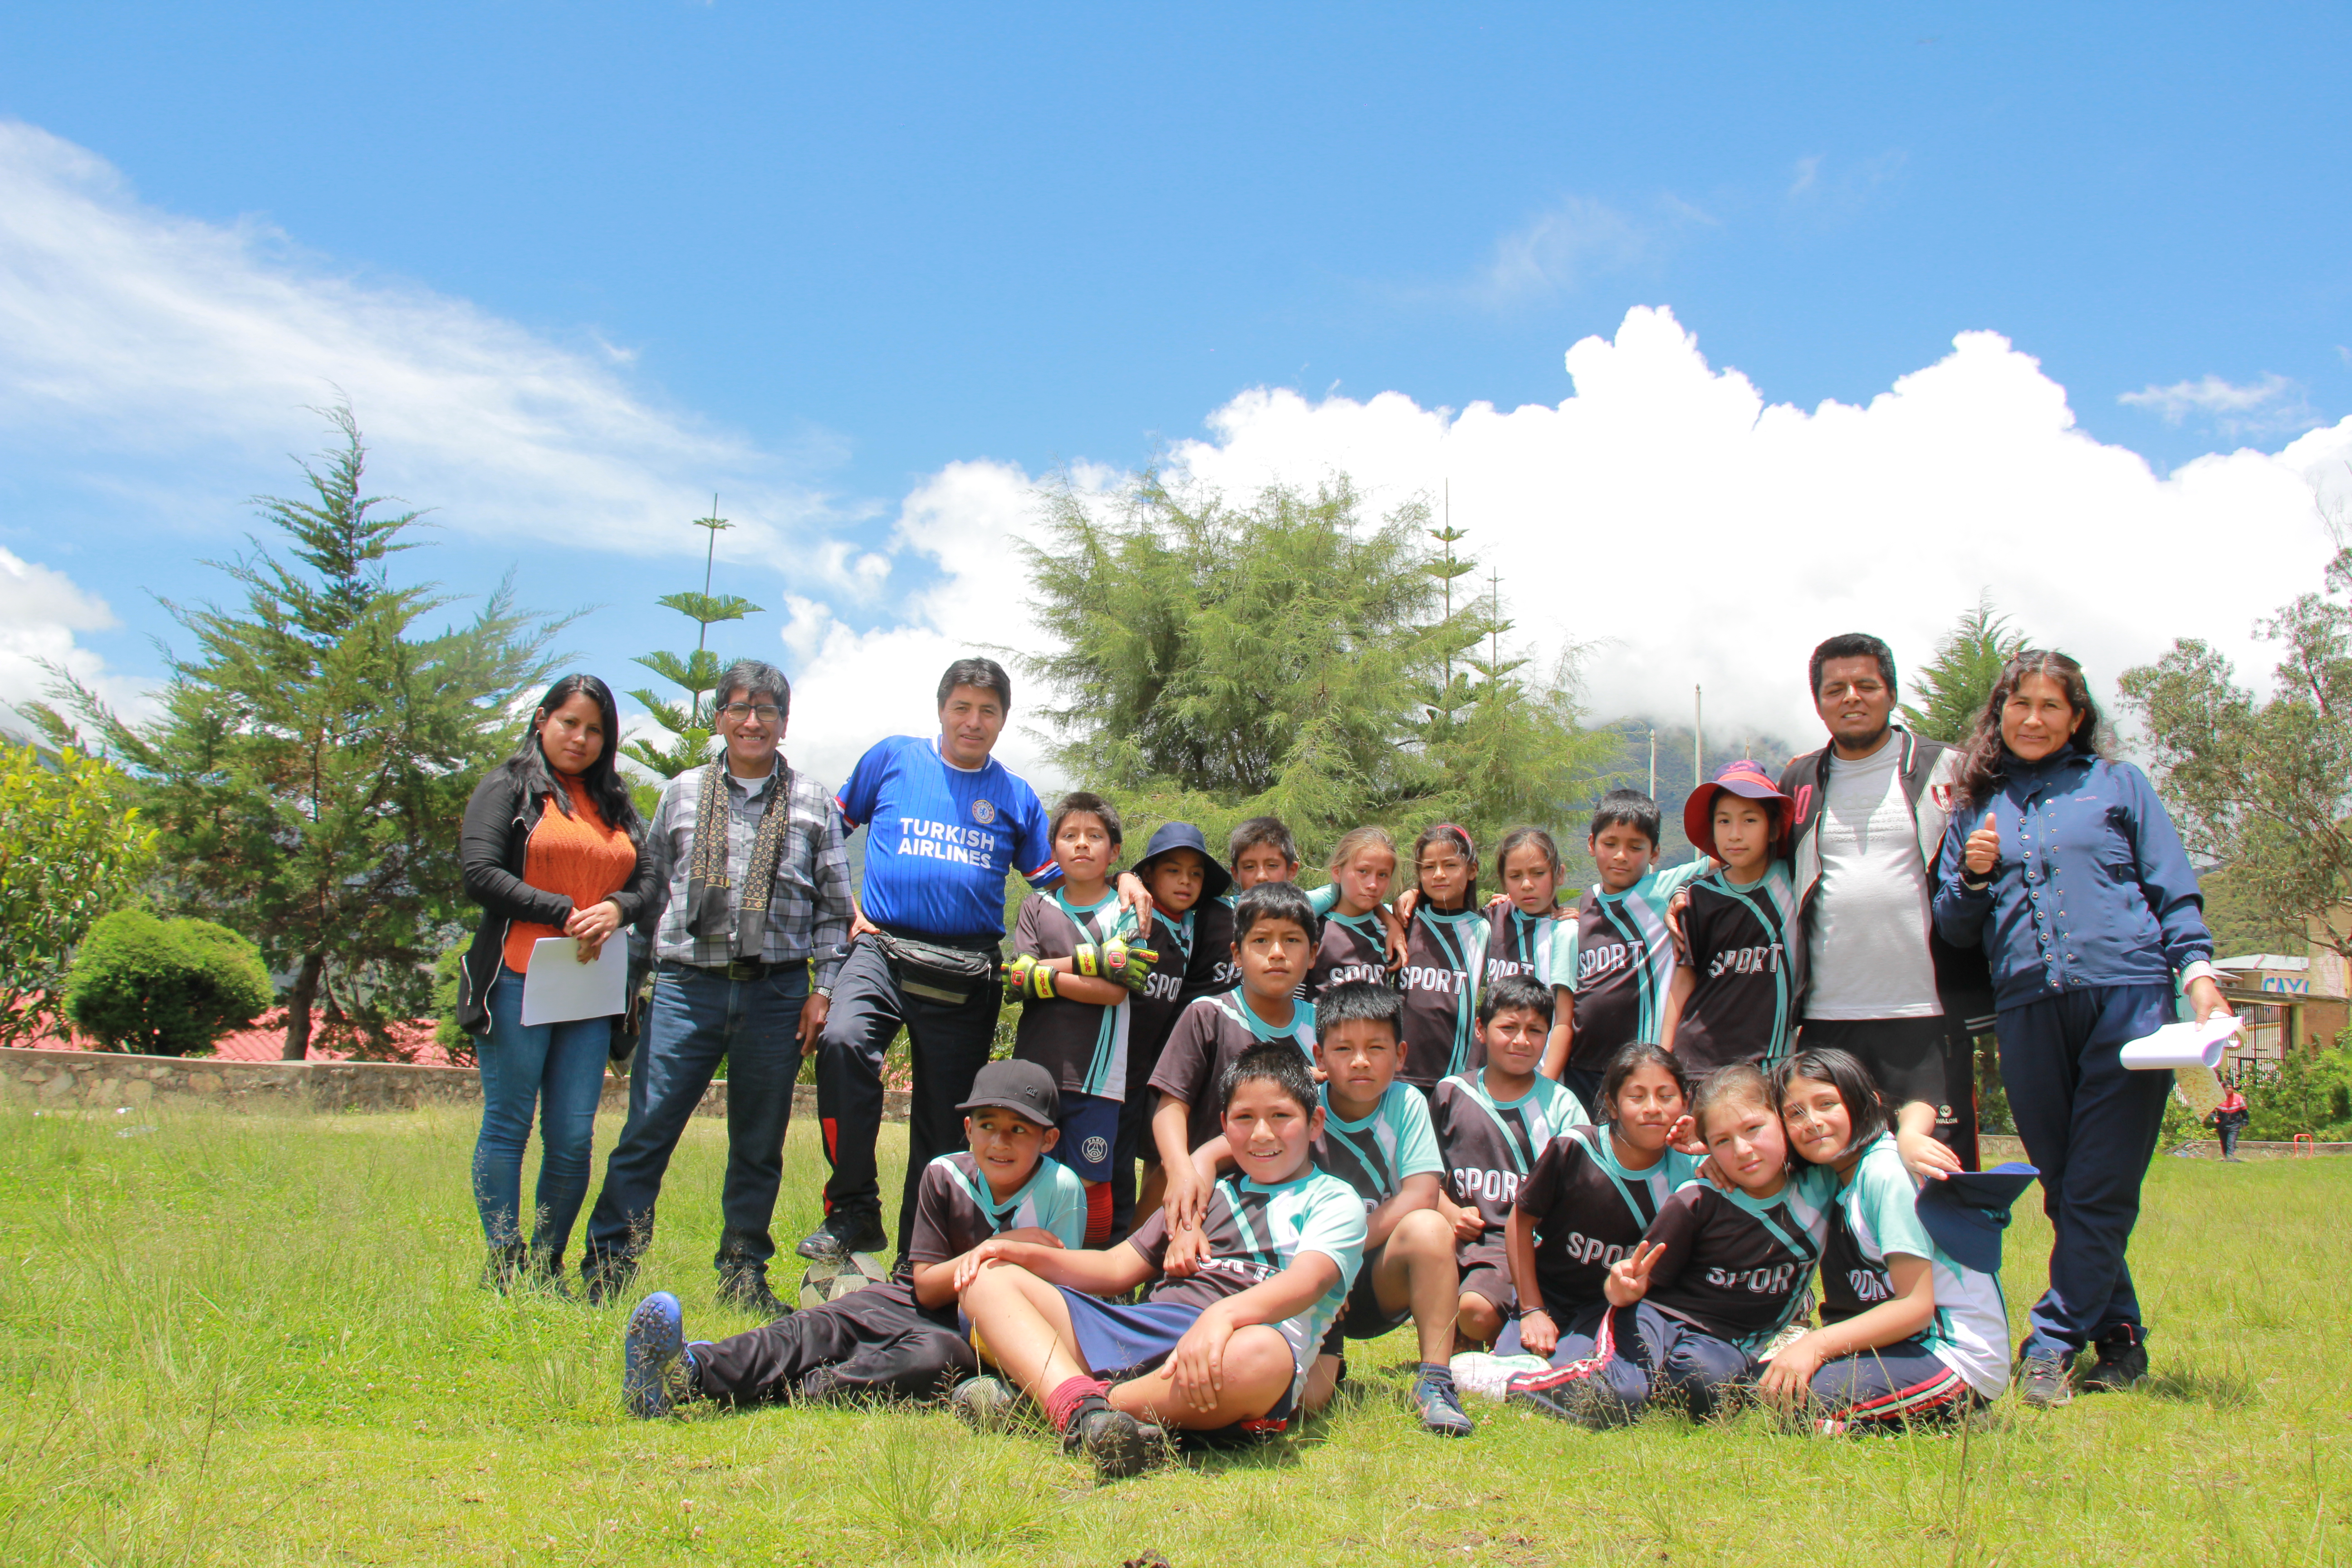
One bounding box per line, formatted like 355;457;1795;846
456;762;661;1037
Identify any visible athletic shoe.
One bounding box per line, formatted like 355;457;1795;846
2081;1335;2150;1394
796;1213;888;1261
1062;1397;1150;1479
2014;1350;2073;1409
1448;1351;1548;1403
951;1375;1020;1432
479;1241;526;1292
622;1292;694;1419
1508;1370;1631;1430
582;1260;635;1307
716;1268;791;1321
1412;1370;1475;1437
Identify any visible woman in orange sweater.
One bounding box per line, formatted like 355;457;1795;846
458;675;660;1289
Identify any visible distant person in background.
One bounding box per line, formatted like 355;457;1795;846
1774;632;1994;1169
1932;648;2228;1408
582;660;852;1315
2207;1085;2249;1161
457;674;660;1291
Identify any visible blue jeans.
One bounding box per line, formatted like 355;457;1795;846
470;965;612;1265
583;961;807;1283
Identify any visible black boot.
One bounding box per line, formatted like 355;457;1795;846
797;1210;888;1261
2080;1325;2150;1393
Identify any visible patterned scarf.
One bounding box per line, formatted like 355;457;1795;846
686;761;794;960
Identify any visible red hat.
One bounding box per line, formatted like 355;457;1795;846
1684;760;1792;860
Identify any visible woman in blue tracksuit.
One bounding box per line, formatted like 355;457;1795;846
1931;649;2229;1408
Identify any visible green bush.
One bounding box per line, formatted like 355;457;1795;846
64;910;274;1057
2241;1038;2352;1142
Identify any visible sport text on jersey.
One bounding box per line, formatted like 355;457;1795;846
1844;1267;1896;1304
1705;1261;1798;1296
1578;941;1633;986
1453;1164;1520;1206
1401;965;1469;994
897;816;1001;867
1323;962;1385;988
1707;942;1784;979
1556;1228;1642;1270
1141;969;1185;1004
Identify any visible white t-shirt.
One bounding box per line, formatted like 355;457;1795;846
1803;737;1940;1020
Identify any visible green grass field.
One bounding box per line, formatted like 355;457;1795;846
3;1101;2347;1567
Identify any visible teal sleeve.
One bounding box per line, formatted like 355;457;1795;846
1307;882;1342;916
1044;1163;1092;1249
1655;857;1711;896
1551;1079;1593;1129
1297;1179;1369;1289
1548;920;1581;993
1853;1147;1935;1261
1392;1087;1445;1180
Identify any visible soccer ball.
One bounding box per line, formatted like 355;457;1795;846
799;1250;891;1311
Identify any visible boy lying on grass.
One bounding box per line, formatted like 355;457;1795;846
951;1042;1367;1479
620;1059;1087;1417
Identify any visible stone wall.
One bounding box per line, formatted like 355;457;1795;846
0;1045;911;1124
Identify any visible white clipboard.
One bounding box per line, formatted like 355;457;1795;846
520;936;627;1026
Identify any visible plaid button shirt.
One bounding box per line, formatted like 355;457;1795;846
645;762;853;984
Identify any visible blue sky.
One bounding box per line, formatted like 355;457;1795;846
2;4;2347;781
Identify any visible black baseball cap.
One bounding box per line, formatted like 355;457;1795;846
1132;820;1232;904
958;1059;1062;1127
1916;1163;2040;1276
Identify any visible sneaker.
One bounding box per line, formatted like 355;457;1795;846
2081;1331;2150;1394
1508;1370;1631;1430
1449;1351;1548;1403
622;1292;694;1419
1061;1397;1150;1479
950;1375;1020;1432
582;1259;635;1307
1412;1369;1475;1437
797;1213;888;1261
479;1241;526;1292
716;1268;792;1320
2014;1349;2073;1409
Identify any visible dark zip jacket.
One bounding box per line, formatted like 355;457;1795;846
1777;727;1994;1021
456;762;661;1036
1930;744;2213;1012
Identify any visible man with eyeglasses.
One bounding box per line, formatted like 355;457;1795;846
581;659;852;1313
804;656;1152;1263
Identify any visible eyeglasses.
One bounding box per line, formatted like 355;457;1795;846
718;703;783;724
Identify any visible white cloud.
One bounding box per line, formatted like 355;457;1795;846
0;120;833;557
2120;372;2323;440
0;545;147;717
1132;307;2350;752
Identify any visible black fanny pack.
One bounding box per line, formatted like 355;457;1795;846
873;931;997;1005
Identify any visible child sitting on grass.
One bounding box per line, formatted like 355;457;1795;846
1764;1047;2016;1433
1431;976;1589;1349
1185;980;1470;1436
1004;792;1158;1245
1500;1043;1696;1419
1546;790;1710;1115
1395;823;1490;1094
952;1043;1367;1478
1658;762;1801;1074
620;1060;1088;1417
1149;882;1319;1232
1546;1062;1833;1428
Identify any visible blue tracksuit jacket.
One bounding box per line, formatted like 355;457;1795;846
1931;745;2214;1012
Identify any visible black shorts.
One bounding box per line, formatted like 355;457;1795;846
1796;1015;1947;1112
1318;1242;1411;1356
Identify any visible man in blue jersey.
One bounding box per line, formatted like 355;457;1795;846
804;658;1151;1261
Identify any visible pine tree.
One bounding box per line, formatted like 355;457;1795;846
1901;590;2028;742
54;407;560;1058
622;499;765;779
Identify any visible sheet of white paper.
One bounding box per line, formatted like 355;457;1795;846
520;936;627;1027
2119;1014;2243;1072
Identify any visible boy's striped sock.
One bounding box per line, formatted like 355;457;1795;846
1045;1375;1112;1434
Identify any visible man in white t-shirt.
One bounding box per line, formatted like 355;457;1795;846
1774;633;1992;1167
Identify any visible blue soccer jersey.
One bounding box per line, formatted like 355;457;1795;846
836;734;1059;941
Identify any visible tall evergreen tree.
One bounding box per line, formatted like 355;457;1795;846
622;500;766;779
1023;473;1613;862
1901;590;2028;742
55;407;560;1058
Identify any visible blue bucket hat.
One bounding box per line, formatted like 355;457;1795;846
1132;821;1232;904
1915;1163;2040;1276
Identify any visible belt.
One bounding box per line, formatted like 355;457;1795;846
663;957;800;982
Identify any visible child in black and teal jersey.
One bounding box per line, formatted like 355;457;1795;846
1395;823;1490;1094
1659;761;1802;1075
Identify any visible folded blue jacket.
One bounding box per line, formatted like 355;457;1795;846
1931;744;2212;1012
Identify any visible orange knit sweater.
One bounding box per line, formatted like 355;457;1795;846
501;779;639;972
